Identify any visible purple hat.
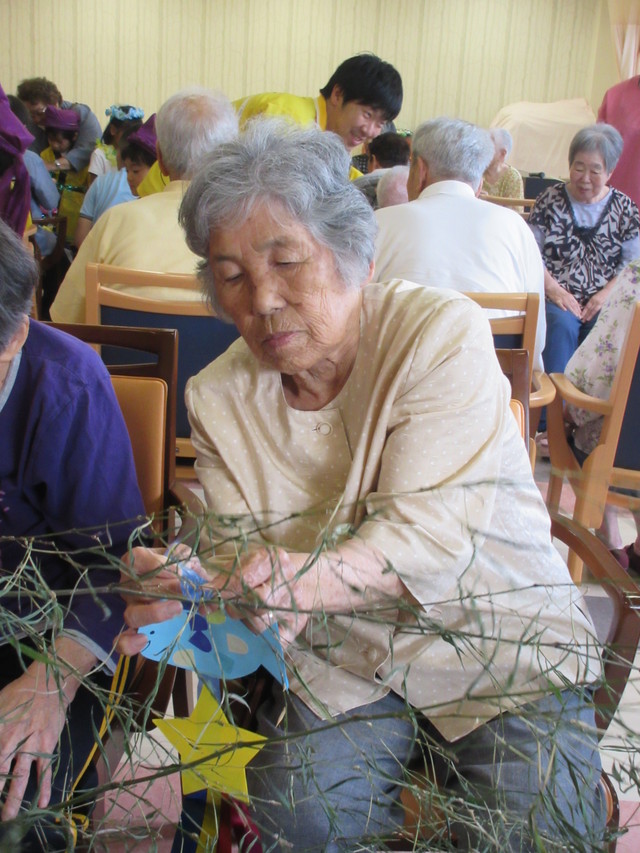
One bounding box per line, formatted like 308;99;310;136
127;113;157;157
44;105;80;131
0;83;34;236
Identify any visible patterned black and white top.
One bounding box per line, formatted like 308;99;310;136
528;183;639;306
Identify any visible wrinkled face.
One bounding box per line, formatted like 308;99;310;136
326;89;387;151
208;203;365;376
46;131;74;157
123;158;151;195
568;150;611;204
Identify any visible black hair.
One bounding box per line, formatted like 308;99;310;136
102;106;143;144
368;132;411;167
116;123;142;150
46;128;78;143
120;141;157;168
319;53;403;121
7;94;30;126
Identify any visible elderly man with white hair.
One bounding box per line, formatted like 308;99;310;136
51;88;238;323
373;117;545;369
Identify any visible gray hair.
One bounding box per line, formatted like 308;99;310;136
179;119;377;314
155;87;238;179
376;165;409;208
489;127;513;157
569;123;623;173
0;219;38;351
412;117;494;191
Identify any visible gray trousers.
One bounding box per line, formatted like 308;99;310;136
245;684;606;852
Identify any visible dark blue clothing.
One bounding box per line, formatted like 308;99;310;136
0;320;145;662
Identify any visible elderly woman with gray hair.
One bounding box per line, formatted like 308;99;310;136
482;127;524;201
119;120;605;851
529;123;639;444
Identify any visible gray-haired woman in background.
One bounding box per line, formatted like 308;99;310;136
119;120;604;852
529;124;639;391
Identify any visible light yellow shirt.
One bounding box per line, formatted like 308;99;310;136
186;281;599;741
50;181;202;323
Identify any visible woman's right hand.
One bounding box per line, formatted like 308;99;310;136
544;273;582;318
116;546;205;655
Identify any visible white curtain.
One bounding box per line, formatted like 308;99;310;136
609;0;640;78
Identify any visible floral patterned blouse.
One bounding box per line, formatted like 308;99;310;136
565;260;640;453
482;164;524;200
529;183;639;307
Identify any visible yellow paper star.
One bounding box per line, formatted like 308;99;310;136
154;684;266;800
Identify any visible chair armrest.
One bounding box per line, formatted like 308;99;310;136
169;480;206;515
530;370;556;408
549;374;613;416
169;481;207;548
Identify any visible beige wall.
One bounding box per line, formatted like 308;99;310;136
0;0;619;131
591;0;621;110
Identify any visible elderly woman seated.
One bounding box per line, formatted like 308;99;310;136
0;219;145;849
482;127;524;201
529;123;639;445
119;120;605;852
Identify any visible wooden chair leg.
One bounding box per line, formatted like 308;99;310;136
567;548;584;583
546;470;564;513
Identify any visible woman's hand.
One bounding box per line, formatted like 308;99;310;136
0;669;67;820
117;546;205;656
226;548;317;646
544;272;582;317
581;289;607;324
0;638;96;821
582;276;618;324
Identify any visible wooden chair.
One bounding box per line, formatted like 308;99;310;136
464;291;555;439
483;195;537;218
49;322;179;509
496;348;531;465
400;512;640;851
550;512;640;852
546;302;640;582
85;262;240;467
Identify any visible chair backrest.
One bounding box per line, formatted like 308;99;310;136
85;263;240;444
483;195;537;218
495;348;530;441
111;375;167;517
464;292;539;385
48;323;178;513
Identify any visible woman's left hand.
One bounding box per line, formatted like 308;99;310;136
226;548;316;645
581;289;608;323
0;668;68;820
0;636;96;821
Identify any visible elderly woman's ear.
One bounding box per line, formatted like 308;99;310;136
0;316;29;364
